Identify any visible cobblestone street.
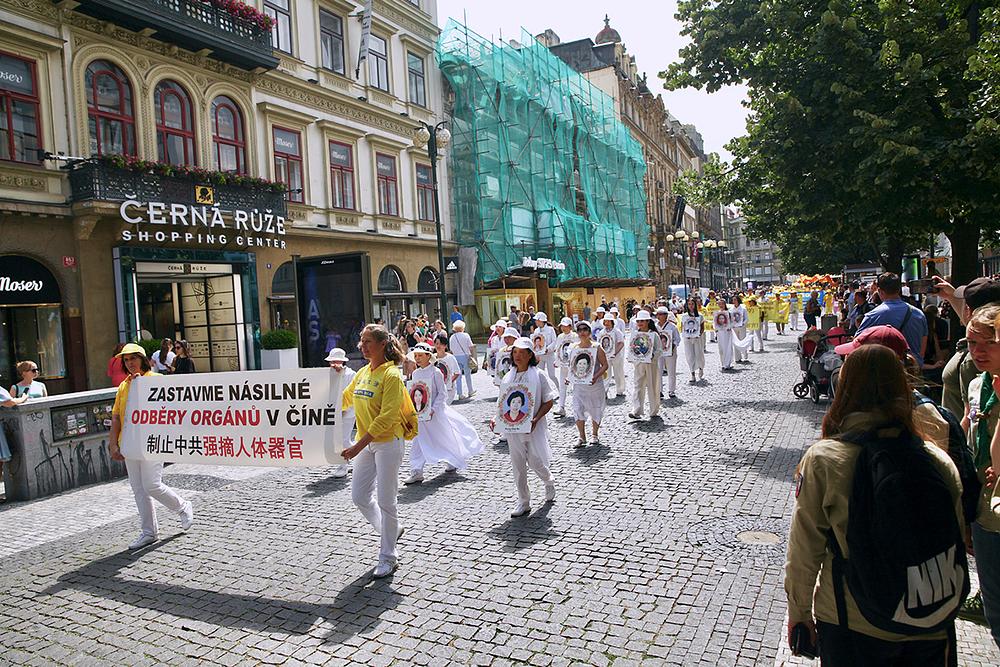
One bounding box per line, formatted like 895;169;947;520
1;338;997;666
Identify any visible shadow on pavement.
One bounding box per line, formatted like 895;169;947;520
568;442;611;466
304;474;348;498
398;472;467;504
714;445;805;482
43;537;403;643
488;503;558;551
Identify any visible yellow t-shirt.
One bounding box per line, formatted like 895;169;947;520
703;301;719;332
342;361;408;442
746;305;762;330
111;371;159;445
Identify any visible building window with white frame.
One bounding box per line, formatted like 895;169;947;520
416;163;434;221
319;10;345;75
273;126;303;203
328;140;355;210
264;0;293;53
376;152;398;216
407;52;426;107
368;34;389;92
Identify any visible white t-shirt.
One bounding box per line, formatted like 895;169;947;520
449;331;474;357
151;350;176;372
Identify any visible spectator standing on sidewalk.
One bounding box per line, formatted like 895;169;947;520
449;320;475;400
855;272;928;366
0;376;29;488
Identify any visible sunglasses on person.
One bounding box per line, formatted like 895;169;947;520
27;367;40;374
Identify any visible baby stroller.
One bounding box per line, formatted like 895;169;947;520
793;327;846;403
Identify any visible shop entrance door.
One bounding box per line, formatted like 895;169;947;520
134;262;246;372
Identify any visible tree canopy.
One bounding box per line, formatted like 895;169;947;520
662;0;1000;282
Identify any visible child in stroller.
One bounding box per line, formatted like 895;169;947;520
793;326;847;403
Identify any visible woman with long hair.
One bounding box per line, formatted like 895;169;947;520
570;320;609;447
785;345;963;663
341;324;416;578
150;338;175;374
171;340;196;374
681;297;705;383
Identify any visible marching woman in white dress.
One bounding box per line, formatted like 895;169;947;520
327;347;356;478
486;320;507;383
531;312;558;385
599;313;625;397
680;298;705;383
627;310;662;420
714;298;735;371
570;320;609;447
493;327;520;389
552;317;577;417
657;310;682;399
490;338;556;518
404;343;485;485
433;336;461;404
730;296;750;363
608;310;627;397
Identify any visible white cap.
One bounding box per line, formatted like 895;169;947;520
595;306;606;313
535;312;548;322
576;320;593;330
602;313;615;322
636;310;653;321
560;317;573;327
655;306;669;315
610;306;619;314
512;337;534;350
412;342;434;355
325;348;348;363
503;327;519;339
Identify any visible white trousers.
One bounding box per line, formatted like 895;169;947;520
761;321;770;340
557;364;569;411
351;438;404;564
538;355;557;385
684;337;705;375
507;433;553;504
790;312;799;330
733;326;749;361
661;354;677;395
125;459;189;539
612;355;626;395
752;329;764;352
631;362;661;416
717;330;734;369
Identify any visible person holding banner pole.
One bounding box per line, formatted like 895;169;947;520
341;324;416;579
552;317;576;416
570;320;608;447
327;348;355;479
109;343;193;550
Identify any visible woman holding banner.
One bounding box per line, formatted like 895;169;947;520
342;325;417;578
109;343;193;550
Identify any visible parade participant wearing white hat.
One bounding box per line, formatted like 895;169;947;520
656;308;682;399
598;313;626;397
486;320;507;382
570;320;609;447
553;317;577;416
326;347;356;478
493;327;520;389
490;338;556;517
681;298;706;383
449;320;476;400
109;343;193;550
714;297;736;370
730;295;751;364
531;312;558;385
593;306;607;336
610;306;627;335
433;336;462;404
628;311;663;420
403;343;484;485
342;325;415;578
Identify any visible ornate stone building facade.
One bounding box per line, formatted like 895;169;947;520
0;0;452;389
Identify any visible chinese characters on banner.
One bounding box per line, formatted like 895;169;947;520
120;369;345;466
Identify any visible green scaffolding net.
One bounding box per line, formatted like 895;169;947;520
438;20;649;286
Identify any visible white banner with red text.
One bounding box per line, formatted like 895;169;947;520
120;369;345;466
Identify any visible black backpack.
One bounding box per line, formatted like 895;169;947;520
829;425;969;636
913;391;982;526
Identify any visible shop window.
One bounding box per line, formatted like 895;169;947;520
407;52;426;107
154;80;196;166
211;96;246;174
320;10;345;75
376;152;398;216
329;141;355;210
0;256;66;382
265;0;293;53
0;52;41;163
417;267;439;292
377;265;404;293
273;126;303;202
368;34;389;92
416;163;434;221
137;282;175;341
85;59;136;157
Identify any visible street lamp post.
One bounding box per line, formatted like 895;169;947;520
413;121;452;320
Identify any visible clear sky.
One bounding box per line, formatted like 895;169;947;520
434;0;749;161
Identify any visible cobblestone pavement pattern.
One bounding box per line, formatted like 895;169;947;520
1;338;997;666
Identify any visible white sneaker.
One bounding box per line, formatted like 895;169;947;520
445;465;458;473
179;502;194;531
469;390;477;397
373;560;398;578
575;438;587;448
510;502;531;518
698;369;704;380
128;534;157;550
544;483;556;503
403;472;424;485
332;464;348;478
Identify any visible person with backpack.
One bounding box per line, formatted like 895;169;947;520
855;272;929;365
786;344;968;664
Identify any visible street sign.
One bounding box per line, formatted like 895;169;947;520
444;256;459;272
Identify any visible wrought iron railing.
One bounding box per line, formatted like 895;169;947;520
67;160;287;217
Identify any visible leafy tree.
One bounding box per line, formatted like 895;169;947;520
662;0;1000;284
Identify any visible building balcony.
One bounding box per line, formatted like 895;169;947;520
62;0;279;70
67;159;287;218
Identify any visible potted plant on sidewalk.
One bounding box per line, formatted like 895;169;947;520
261;329;299;370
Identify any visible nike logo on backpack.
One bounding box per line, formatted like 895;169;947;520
892;545;965;628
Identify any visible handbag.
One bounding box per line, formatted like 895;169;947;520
469;355;479;374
